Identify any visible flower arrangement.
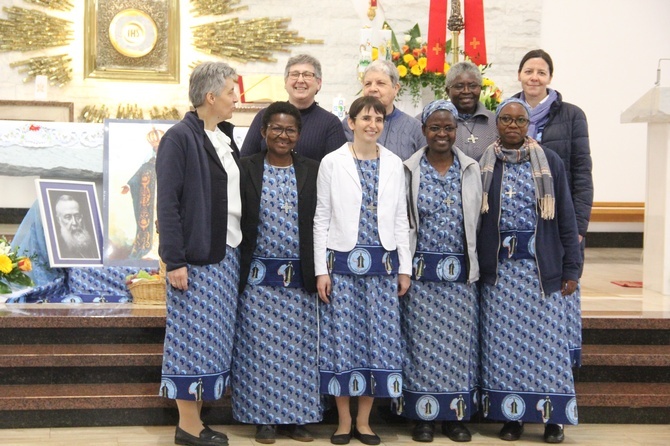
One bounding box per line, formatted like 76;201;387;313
388;23;448;106
382;23;503;111
0;237;34;294
480;74;503;112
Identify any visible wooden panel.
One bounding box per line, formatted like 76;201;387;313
590;202;644;223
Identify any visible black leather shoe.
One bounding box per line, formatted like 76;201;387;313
543;424;565;444
442;421;472;442
331;428;352;445
499;421;524;441
353;427;381;445
277;424;314;442
412;421;434;442
255;424;277;444
175;426;229;446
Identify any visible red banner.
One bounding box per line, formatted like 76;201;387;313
426;0;448;72
464;0;487;65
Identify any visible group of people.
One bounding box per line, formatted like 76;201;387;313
155;49;592;446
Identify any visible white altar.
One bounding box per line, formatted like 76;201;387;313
621;86;670;295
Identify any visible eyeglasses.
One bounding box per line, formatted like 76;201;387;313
427;125;457;133
449;83;481;92
287;71;316;80
267;126;298;138
498;116;530;127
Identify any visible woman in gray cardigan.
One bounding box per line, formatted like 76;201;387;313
401;100;481;443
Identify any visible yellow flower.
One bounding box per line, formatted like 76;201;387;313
411;64;423;76
397;65;408;78
403;54;416;64
418;57;427;69
372;47;379;61
483;77;494;87
0;254;11;274
444;62;451;74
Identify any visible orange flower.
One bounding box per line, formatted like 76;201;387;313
412;48;423;58
392;51;401;61
401;45;410;54
408;59;418;68
18;257;32;272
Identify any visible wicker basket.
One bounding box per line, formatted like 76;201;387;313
129;261;167;305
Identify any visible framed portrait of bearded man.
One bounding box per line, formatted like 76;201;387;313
103;119;176;267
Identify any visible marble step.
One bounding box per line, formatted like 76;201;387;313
581;345;670;367
576;382;670;407
0;344;162;367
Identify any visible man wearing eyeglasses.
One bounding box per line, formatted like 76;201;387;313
445;61;498;161
241;54;347;161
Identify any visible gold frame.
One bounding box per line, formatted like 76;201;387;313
84;0;179;83
0;100;74;122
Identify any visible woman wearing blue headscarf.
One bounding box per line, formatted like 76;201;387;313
401;100;482;443
477;97;581;444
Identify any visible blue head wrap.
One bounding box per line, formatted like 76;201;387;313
421;99;459;124
495;97;531;119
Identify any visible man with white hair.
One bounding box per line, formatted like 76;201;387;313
54;194;98;259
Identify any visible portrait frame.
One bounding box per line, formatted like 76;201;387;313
35;180;104;268
84;0;180;83
0;100;74;122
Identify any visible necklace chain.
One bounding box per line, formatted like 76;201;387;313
351;144;379;212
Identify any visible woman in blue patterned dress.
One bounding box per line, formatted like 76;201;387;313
477;98;581;444
314;96;412;445
401;100;481;443
232;102;321;444
157;62;241;446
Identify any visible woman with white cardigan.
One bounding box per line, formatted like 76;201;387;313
314;96;411;445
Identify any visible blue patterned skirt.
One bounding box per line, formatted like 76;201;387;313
480;258;578;425
319;273;403;398
159;247;240;401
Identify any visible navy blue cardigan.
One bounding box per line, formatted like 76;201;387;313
156;111;240;272
477;149;581;295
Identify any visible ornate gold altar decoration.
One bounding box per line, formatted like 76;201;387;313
192;17;323;63
447;0;464;66
10;54;72;87
0;7;73;51
190;0;248;16
23;0;74;12
84;0;179;83
79;104;180;122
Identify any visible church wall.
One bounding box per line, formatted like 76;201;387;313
1;0;668;231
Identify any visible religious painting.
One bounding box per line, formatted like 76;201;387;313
104;119;176;268
84;0;180;82
35;180;104;268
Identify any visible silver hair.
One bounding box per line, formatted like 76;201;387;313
189;62;237;108
363;59;400;86
284;54;322;80
445;61;482;89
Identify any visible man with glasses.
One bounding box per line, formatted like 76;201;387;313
445;61;498;160
241;54;347;161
